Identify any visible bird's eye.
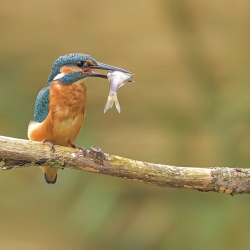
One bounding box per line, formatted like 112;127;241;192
76;61;84;67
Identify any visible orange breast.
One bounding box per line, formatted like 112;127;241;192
28;80;87;147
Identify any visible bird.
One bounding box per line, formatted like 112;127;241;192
28;53;131;184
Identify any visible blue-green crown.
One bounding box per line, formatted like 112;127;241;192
47;53;97;83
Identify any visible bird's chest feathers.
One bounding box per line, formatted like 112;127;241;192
49;81;87;134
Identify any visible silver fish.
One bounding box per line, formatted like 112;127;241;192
104;71;133;113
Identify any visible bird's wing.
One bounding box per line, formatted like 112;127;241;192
34;84;50;122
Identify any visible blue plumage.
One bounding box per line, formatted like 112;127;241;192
34;85;50;122
60;72;89;85
47;53;96;83
34;53;96;123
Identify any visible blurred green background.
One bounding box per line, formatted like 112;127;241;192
1;0;250;249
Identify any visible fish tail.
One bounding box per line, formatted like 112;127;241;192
114;98;121;113
104;94;120;113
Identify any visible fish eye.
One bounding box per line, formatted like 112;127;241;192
76;61;84;67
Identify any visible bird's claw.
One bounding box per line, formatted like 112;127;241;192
43;140;55;153
71;143;87;157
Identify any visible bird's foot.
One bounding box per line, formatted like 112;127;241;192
43;140;55;153
71;143;87;157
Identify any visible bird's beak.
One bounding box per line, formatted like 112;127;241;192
88;62;132;79
93;62;132;74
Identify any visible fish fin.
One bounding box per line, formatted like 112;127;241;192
104;95;119;113
115;98;121;113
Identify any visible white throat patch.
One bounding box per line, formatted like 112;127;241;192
53;73;65;81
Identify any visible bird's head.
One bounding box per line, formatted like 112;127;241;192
48;53;131;85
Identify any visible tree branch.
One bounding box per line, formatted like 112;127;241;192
0;135;249;195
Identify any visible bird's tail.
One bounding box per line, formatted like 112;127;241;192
41;166;58;184
104;93;121;113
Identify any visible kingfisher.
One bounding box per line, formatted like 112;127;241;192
28;53;131;184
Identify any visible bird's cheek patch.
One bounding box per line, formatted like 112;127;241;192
60;66;79;74
53;73;65;81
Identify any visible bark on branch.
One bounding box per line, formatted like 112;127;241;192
0;135;250;195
